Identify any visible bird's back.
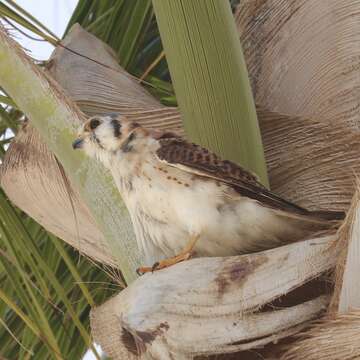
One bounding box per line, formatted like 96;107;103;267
111;147;341;264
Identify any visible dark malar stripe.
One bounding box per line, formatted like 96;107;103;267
111;119;122;138
121;132;136;153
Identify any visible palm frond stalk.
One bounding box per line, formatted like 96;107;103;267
0;26;140;283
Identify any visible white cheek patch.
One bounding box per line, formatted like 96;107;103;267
95;123;120;151
82;139;98;159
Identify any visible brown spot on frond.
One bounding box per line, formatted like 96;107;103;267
138;322;170;345
121;321;170;356
214;255;268;298
121;327;140;355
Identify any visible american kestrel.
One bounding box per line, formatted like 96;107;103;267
73;114;344;273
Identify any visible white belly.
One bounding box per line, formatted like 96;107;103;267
109;159;310;266
117;165;231;264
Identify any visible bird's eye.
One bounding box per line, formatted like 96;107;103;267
89;118;101;130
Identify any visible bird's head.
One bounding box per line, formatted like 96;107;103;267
72;114;142;159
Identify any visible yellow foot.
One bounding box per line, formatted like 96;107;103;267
136;234;200;275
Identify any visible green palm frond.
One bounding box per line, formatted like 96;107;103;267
0;94;17;108
2;0;59;40
0;1;58;45
67;0;154;70
0;189;119;359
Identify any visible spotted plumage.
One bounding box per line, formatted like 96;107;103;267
156;137;309;214
73;114;344;267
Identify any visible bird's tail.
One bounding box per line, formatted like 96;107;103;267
309;210;346;221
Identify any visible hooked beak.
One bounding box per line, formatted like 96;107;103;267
72;138;84;150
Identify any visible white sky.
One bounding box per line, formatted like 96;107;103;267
9;0;78;60
5;2;105;359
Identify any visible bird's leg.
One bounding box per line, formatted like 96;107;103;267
136;234;200;275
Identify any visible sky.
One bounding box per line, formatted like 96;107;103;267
9;0;78;60
5;2;104;359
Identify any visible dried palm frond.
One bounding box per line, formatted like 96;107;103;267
278;186;360;360
91;234;337;359
281;311;360;360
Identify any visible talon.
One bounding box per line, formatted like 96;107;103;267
136;235;200;275
135;266;152;275
151;262;159;272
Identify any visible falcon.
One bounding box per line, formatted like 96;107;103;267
72;114;344;273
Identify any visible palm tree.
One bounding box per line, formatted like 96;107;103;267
1;0;360;359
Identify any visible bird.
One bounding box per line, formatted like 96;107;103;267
72;114;344;273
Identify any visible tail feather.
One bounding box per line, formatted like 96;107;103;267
310;210;345;221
